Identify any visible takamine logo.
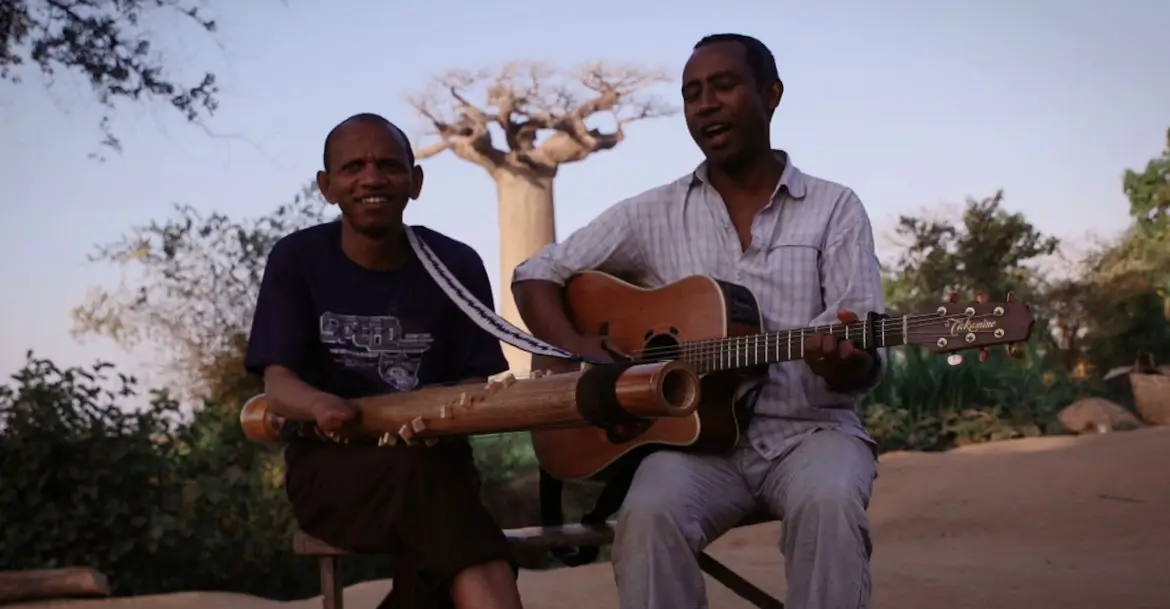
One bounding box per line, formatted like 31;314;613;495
945;317;997;336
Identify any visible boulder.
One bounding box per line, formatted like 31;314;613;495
1057;397;1142;434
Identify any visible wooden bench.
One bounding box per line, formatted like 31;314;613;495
294;518;785;609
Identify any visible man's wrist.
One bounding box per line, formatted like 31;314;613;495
828;352;880;393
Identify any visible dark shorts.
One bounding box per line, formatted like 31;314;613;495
285;438;516;609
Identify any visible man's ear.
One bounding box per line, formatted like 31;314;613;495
764;80;783;114
409;165;425;200
316;170;336;205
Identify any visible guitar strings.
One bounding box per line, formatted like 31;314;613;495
491;311;1012;383
634;311;1009;361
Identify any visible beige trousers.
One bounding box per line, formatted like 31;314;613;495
610;428;878;609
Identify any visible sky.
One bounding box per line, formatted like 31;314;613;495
1;0;1167;394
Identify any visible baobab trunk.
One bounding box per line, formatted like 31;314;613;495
494;171;557;373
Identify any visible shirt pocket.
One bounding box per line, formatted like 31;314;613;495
761;232;824;319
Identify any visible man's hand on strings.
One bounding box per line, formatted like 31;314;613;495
802;309;876;392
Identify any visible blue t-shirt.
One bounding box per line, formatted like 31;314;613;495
244;221;508;442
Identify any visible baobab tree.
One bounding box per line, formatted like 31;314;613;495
406;60;675;371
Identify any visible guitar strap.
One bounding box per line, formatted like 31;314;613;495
404;226;634;566
404;226;582;362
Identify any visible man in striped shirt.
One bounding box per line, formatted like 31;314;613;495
511;34;886;609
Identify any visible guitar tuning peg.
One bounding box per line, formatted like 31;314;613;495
1006;291;1015;303
978;348;989;363
1006;343;1019;357
975;292;989;303
947;293;959;303
947;354;964;366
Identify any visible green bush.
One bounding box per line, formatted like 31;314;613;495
0;353;391;599
860;341;1100;451
472;432;539;486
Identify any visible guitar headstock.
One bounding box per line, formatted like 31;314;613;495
908;291;1034;363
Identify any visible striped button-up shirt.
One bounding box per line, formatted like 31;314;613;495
511;151;886;460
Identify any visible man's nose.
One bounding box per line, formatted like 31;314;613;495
696;89;721;115
356;165;388;187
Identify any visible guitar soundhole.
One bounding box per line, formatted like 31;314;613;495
640;332;682;362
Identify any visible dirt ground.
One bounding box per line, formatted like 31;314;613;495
18;427;1170;609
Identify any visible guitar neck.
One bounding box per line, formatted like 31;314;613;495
667;315;910;375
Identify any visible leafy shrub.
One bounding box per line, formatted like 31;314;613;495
472;432;539;486
861;340;1100;451
0;353;392;599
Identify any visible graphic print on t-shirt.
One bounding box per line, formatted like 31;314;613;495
318;311;434;391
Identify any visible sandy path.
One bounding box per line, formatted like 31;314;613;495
18;427;1170;609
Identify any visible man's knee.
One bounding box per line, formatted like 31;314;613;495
792;432;875;505
613;451;736;555
789;474;869;520
451;558;519;586
618;487;686;532
779;433;876;559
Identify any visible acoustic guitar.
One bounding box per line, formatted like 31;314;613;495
528;271;1035;482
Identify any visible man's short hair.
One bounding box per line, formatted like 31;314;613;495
694;33;782;91
322;113;416;171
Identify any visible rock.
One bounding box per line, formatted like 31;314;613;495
1057;398;1142;434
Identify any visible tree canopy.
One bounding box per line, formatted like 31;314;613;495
71;184;332;403
1;0;221;153
883;189;1060;313
406;60;675;180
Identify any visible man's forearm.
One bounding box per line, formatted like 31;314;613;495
263;365;331;421
512;279;586;349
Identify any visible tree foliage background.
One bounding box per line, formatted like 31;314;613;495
1;9;1168;592
1;0;223;155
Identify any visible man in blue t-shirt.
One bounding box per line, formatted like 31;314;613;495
244;113;524;609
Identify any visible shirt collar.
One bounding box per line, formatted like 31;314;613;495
689;149;808;200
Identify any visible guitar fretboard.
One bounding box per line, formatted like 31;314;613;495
652;316;909;375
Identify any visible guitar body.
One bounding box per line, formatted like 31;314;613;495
530;271;767;482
